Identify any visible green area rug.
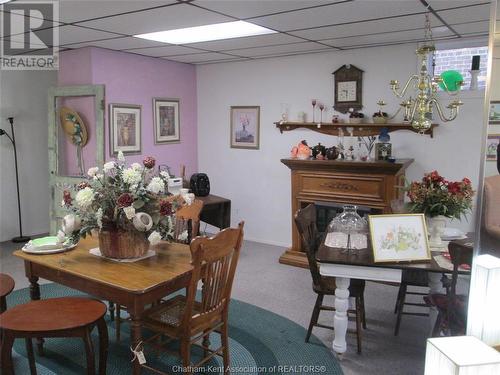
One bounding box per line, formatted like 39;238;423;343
6;283;343;375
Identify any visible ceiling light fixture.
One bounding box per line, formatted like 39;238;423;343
134;20;276;45
0;0;13;4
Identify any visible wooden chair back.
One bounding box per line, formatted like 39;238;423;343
448;241;474;297
174;199;204;243
294;204;322;288
182;222;244;333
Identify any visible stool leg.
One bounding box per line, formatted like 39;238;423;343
28;277;44;356
25;338;37;375
394;284;407;336
1;331;15;375
82;328;96;375
116;305;121;342
108;301;115;322
96;318;108;375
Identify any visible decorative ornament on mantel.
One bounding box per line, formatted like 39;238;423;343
389;13;463;133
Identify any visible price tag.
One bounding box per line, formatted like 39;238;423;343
136;350;146;364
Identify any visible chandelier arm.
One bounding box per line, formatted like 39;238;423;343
410;99;418;120
429;98;458;122
391;75;420;98
388;106;403;120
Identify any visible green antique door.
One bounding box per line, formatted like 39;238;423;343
48;85;105;234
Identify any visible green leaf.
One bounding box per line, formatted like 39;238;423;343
133;200;145;209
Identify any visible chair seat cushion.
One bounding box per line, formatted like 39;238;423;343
143;295;201;330
0;297;106;332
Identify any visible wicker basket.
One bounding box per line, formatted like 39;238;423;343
98;229;149;259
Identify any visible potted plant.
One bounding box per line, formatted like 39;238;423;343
60;152;184;259
348;108;364;124
405;171;474;247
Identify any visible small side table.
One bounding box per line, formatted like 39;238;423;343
0;273;15;313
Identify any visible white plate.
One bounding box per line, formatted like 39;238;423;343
443;227;465;238
441;235;468;241
22;243;77;254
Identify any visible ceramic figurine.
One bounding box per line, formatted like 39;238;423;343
297;140;311;160
290;146;298;158
326;146;339;160
312;142;326;159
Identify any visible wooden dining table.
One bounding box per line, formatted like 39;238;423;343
14;237;194;375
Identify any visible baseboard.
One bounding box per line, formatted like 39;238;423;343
241;236;290;248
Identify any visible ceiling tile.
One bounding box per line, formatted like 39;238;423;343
427;1;490;11
164;52;239;63
452;20;490;35
249;1;428;32
77;3;234;36
436;3;490;25
288;14;443;41
341;36;459;50
183;33;304;51
227;41;333;58
58;25;121;46
193;0;342;19
63;36;168;50
127;45;207;57
59;0;178;24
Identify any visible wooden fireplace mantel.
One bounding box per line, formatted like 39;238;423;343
280;157;413;268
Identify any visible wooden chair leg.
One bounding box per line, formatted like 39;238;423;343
116;305;121;342
25;338;37;375
355;297;362;354
221;321;230;375
394;284;407;336
82;327;96;375
305;293;323;343
108;301;115;321
394;284;404;314
202;329;211;359
360;294;367;329
1;332;15;375
96;318;109;375
432;313;443;337
180;338;192;375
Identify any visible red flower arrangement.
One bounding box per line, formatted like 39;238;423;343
406;171;474;219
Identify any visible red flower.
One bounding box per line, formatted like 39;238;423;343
63;190;72;206
143;156;156;169
159;200;173;216
76;181;91;190
448;182;461;194
462;177;471;185
117;193;134;207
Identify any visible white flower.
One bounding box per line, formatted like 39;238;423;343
122;168;142;186
148;231;162;246
123;206;136;220
75;187;94;209
62;214;81;234
117;151;125;162
87;167;99;177
177;230;188;242
93;173;103;181
160;171;170;179
131;162;142;171
146;177;165;194
103;161;115;172
96;208;103;229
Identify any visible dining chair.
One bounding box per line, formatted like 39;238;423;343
0;297;108;375
425;241;473;336
115;199;205;341
140;222;244;375
294;204;366;353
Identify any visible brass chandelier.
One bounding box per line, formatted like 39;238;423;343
389;14;463;133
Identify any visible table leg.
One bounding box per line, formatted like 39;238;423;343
333;277;350;357
427;273;443;335
129;310;143;375
28;276;44;356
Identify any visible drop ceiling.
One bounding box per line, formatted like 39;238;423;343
1;0;491;65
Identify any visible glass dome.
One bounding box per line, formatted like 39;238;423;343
325;205;368;251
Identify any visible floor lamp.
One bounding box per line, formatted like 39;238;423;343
0;117;30;243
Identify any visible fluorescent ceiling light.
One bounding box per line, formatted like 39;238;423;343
134;20;276;45
0;0;13;4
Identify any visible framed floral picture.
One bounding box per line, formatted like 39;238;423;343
154;98;180;143
230;106;260;149
368;214;431;263
109;103;141;155
489;101;500;124
486;134;500;161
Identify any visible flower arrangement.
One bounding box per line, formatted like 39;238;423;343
406;171;474;219
60;151;183;257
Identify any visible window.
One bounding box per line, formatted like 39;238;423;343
433;46;488;90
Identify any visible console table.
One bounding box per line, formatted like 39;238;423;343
280;158;413;268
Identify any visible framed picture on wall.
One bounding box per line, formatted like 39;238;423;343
489;101;500;124
109;103;141;155
486;134;500;161
154;98;180;143
368;214;431;263
230;106;260;149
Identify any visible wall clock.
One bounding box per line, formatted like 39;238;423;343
332;64;363;114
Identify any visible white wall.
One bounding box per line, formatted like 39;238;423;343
197;44;485;246
0;70;57;242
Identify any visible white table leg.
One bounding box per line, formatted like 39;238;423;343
333;277;350;356
427;272;443;335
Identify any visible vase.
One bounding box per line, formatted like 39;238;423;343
426;215;447;248
98;229;149;259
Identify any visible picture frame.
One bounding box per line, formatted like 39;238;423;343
109;103;141;155
154;98;180;144
486;134;500;161
230;106;260;149
489;101;500;124
368;214;431;263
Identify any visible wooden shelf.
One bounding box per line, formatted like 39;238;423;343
275;121;437;138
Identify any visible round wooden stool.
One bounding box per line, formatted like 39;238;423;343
0;297;108;375
0;273;15;313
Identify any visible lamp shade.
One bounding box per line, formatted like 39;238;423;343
467;254;500;347
425;336;500;375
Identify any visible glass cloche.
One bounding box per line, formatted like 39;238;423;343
324;205;368;252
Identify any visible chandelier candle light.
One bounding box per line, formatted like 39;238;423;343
389;14;463;133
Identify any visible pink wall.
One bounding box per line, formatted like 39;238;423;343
58;47;198;177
